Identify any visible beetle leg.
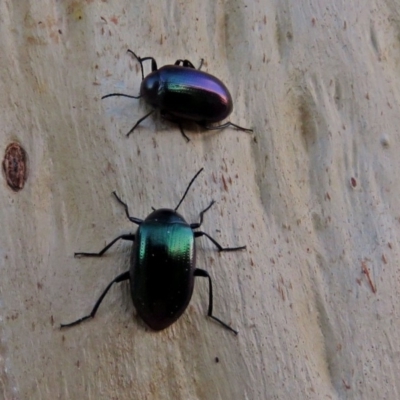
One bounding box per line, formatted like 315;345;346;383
126;109;155;137
197;58;204;70
167;119;190;142
174;59;196;69
174;59;203;70
137;56;158;72
60;271;130;329
174;59;187;67
190;200;215;229
112;191;143;225
194;231;246;252
127;50;158;77
75;234;135;258
194;269;238;335
202;121;253;133
178;123;190;142
160;111;191;141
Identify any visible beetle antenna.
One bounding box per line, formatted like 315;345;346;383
102;93;141;100
175;168;204;211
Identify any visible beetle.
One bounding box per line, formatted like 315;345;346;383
102;50;253;141
60;168;246;334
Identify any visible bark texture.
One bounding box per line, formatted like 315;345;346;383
1;1;399;399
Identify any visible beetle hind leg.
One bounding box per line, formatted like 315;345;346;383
202;121;253;133
194;269;238;335
60;271;130;329
160;111;191;142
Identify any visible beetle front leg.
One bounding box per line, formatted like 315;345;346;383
112;192;143;225
127;50;158;77
194;231;246;252
74;234;135;258
60;271;130;328
174;59;203;70
194;269;238;335
190;200;215;229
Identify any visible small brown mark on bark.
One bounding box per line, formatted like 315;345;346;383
3;142;28;191
342;379;351;389
361;260;377;293
221;174;228;191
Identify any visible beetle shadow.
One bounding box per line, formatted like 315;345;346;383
104;100;251;142
159;113;249;142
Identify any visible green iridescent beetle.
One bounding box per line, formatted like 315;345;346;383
61;168;246;334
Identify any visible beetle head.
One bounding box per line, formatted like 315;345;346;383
145;208;187;225
140;72;160;107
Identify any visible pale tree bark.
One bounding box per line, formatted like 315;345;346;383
1;1;399;399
